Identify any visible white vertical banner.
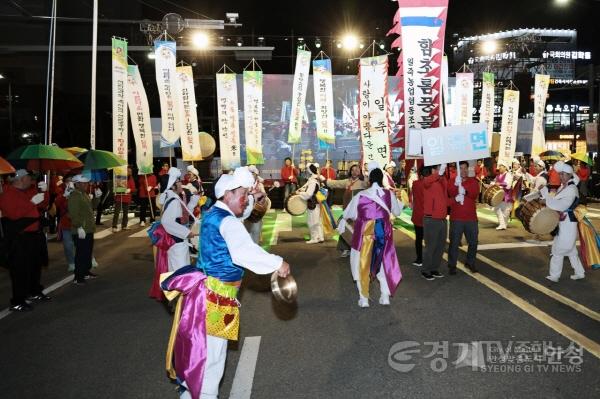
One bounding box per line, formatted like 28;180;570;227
176;66;203;161
216;73;241;171
126;65;153;174
480;72;495;144
531;74;550;156
398;1;448;157
243;70;264;164
359;55;391;168
111;37;128;193
454;72;474;126
440;55;449;127
154;40;180;148
498;89;520;165
287;49;311;144
313;58;335;145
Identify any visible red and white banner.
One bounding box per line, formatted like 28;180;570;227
498;89;520;165
531;74;550;156
454;72;474;126
358;55;391;168
390;0;448;156
216;73;241;171
176;66;203;161
126;65;153;175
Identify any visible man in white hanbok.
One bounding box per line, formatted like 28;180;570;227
540;162;586;282
297;163;324;244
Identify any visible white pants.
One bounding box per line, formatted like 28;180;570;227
350;249;390;300
494;202;512;228
549;220;586;280
168;242;191;271
307;207;323;242
180;335;228;399
244;220;263;245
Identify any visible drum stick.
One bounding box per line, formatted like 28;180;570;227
144;174;155;220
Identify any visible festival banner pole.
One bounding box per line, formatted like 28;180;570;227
144;174;155;220
243;59;264;164
90;0;98;149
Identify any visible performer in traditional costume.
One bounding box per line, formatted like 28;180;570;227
524;158;548;193
338;162;403;308
383;161;397;191
511;158;526;218
157;167;200;271
539;162;586;282
161;166;291;399
487;160;513;230
243;165;270;244
297;163;324;244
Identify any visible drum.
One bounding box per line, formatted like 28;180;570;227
247;196;271;223
484;185;504;207
284;193;307;216
337;216;355;246
518;200;559;235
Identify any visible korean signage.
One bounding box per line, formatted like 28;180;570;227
216;73;241;171
480;72;495;145
287;49;311;144
358;55;391;168
586;122;598;153
498;89;520;165
243;70;264;164
421;123;490;166
154;40;181;148
111;37;128;192
531;74;549;156
126;65;153;174
176;66;203;161
313;58;336;146
454;72;473;126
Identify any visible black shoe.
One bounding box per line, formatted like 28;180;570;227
27;293;51;301
9;303;33;312
431;271;444;278
412;260;423;267
421;272;435;281
73;278;86;285
449;267;457;275
85;272;98;280
95;222;104;226
466;264;479;273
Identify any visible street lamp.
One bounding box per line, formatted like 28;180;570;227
482;40;498;54
554;0;570;6
341;34;359;51
191;32;210;49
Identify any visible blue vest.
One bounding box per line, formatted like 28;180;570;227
196;206;244;282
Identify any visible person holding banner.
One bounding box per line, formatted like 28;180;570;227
112;167;137;232
422;164;449;281
539;162;586;282
337;162;403;307
280;157;299;202
475;159;488;203
447;161;480;275
138;173;157;227
487;160;513;230
297;163;324;244
575;161;590;205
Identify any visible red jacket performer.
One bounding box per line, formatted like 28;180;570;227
138;173;158;226
0;169;51;311
421;164;448;280
447;161;480;274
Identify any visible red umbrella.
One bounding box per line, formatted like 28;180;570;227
0;156;16;175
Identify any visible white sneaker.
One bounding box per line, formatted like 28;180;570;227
358;298;369;308
496;226;506;230
546;275;559;283
570;274;585;280
379;295;390;306
306;239;319;244
67;263;75;272
340;250;350;258
140;221;146;227
111;227;119;233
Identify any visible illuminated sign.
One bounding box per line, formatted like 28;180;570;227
542;51;591;60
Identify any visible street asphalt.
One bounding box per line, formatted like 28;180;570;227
0;206;599;398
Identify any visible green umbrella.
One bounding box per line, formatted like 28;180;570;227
7;144;83;171
570;152;593;165
77;149;127;170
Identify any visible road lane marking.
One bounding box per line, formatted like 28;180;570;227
128;229;149;238
229;336;261;399
396;228;600;359
475;241;553;250
94;228;113;240
269;212;292;247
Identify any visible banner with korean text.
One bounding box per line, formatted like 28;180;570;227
288;49;311;144
358;55;391;168
112;37;128;193
176;66;203;161
498;89;520;165
531;74;550;156
126;65;153;174
313;58;336;146
154;40;181;148
216;73;241;171
422;123;490;166
586;122;598;153
480;72;495;144
243;70;264;164
397;0;448;157
454;72;473;126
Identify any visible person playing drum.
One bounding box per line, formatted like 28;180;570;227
326;164;368;257
297;163;325;244
522;158;549;242
539;162;586;282
486;160;513;230
243;165;269;244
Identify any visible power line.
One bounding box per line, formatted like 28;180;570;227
157;0;215;20
135;0;167;15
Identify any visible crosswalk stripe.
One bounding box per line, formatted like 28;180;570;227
229;336;262;399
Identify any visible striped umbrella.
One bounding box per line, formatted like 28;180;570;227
539;150;565;162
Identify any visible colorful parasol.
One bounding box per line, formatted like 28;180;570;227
77;149;127;170
0;156;16;175
539;150;565;162
64;147;88;156
570;152;593;165
6;144;83;171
